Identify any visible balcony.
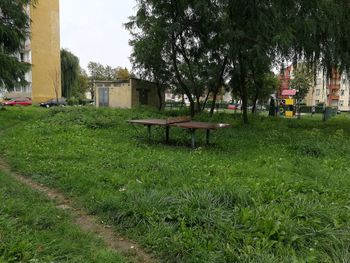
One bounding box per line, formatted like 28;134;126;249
328;84;340;90
328;95;339;100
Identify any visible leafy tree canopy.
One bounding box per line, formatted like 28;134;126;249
87;62;130;81
61;49;80;99
128;0;350;122
290;68;313;101
0;0;33;90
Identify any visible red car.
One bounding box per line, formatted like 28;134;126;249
3;98;32;106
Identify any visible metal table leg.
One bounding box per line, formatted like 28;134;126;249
166;126;170;143
147;125;151;141
191;129;196;148
206;129;210;145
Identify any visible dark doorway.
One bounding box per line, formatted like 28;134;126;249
139;89;149;105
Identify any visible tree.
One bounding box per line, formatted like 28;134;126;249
0;0;33;90
127;0;229;116
290;67;313;119
250;73;280;113
73;69;89;100
87;62;106;81
129;0;350;122
290;68;313;102
115;67;130;80
128;19;172;111
61;49;80;99
87;62;131;81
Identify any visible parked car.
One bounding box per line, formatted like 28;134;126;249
227;104;237;110
227;104;242;110
40;98;66;108
3;98;32;106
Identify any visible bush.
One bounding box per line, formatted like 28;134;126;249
67;97;79;106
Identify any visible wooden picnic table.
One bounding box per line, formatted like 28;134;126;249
128;117;230;148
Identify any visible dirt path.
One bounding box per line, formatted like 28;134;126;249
0;158;156;263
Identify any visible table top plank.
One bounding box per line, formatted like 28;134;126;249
170;121;230;130
128;119;168;126
128;119;230;130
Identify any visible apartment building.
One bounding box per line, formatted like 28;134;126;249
2;0;61;103
305;70;350;111
279;65;350;111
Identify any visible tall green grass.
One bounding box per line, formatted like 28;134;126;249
1;107;350;262
0;171;127;263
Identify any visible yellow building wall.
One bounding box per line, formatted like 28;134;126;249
95;83;133;108
95;79;164;109
108;83;132;108
30;0;61;103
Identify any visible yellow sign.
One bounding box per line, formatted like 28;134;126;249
285;99;294;106
285;111;294;118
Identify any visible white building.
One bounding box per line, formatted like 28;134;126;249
305;71;350;111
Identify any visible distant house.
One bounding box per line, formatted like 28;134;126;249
94;78;164;109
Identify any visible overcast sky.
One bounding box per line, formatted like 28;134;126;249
60;0;136;71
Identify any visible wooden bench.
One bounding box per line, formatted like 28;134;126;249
128;117;230;148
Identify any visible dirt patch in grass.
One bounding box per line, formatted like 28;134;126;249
0;158;155;263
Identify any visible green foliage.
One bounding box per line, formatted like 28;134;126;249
87;62;130;81
0;0;32;90
1;107;350;262
66;97;79;106
73;69;89;100
128;0;350;122
61;49;80;99
0;171;127;263
127;0;230;115
115;67;130;81
290;68;313;101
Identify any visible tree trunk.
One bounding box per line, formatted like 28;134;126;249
196;96;201;113
238;53;249;124
202;90;211;111
252;97;258;114
156;83;163;111
171;33;195;117
189;99;195;117
241;83;249;124
210;91;218;115
210;56;228;115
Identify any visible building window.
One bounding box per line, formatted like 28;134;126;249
316;89;320;96
316;78;322;85
20;53;24;62
341;89;345;96
315;100;320;105
339;100;344;107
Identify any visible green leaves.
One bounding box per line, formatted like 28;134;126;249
0;0;32;90
60;49;80;99
290;67;313;100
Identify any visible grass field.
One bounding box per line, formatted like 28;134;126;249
0;169;127;263
1;106;350;262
